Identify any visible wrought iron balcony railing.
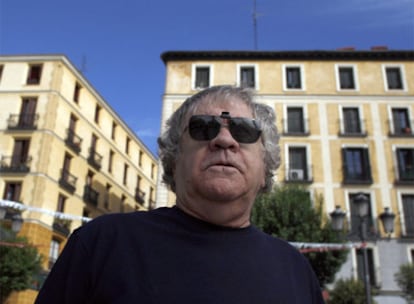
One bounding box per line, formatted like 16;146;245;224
87;149;102;170
7;114;39;130
0;155;32;173
83;185;99;206
58;169;77;193
65;129;82;154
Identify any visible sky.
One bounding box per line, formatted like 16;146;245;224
0;0;413;155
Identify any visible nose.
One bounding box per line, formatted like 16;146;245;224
208;125;239;150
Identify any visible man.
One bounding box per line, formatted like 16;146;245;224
36;85;324;303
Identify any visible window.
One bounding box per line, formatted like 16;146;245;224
402;194;414;236
104;184;112;210
194;66;210;89
286;67;301;89
383;65;406;91
57;194;67;213
287;146;310;182
123;164;129;186
239;66;256;88
336;65;358;91
108;150;114;173
283;65;305;90
12;139;30;168
138;151;143;167
19;97;38;128
3;182;22;202
342;147;372;183
151;163;156;180
73;82;82;103
342;107;363;135
94;105;101;124
391;108;412;135
111;122;117;140
26;64;42;84
286;107;306;134
356;248;377;286
0;65;4;83
126;137;130;155
49;239;60;269
396;148;414;182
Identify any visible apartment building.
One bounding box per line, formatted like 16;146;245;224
158;49;414;303
0;55;158;303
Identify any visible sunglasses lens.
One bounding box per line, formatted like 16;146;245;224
189;116;220;141
229;118;262;143
188;115;261;143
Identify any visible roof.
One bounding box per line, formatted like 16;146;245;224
161;50;414;64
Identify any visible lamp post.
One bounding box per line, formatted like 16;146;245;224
330;193;396;304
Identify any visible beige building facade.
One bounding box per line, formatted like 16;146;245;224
0;55;157;303
158;49;414;303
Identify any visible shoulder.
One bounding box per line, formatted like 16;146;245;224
72;207;175;245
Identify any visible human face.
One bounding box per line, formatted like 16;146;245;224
174;97;266;211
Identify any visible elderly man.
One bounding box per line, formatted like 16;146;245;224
36;85;324;303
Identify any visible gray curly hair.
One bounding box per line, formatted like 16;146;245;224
157;85;280;193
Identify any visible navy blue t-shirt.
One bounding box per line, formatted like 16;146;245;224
36;207;324;303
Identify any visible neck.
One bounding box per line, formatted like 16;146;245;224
175;197;253;228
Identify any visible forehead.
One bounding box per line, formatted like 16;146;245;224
191;96;254;118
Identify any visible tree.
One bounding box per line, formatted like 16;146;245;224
251;184;348;287
328;278;377;304
0;229;42;303
394;263;414;303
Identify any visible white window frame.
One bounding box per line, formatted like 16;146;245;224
382;64;408;92
192;64;213;90
283;104;309;134
387;105;413;135
338;105;366;135
284;143;312;181
237;63;259;90
335;64;359;91
392;144;414;181
397;189;414;237
282;64;306;91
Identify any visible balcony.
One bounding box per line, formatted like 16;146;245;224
52;218;71;237
338;119;367;137
135;188;146;205
388;120;414;137
282;118;310;136
0;155;32;173
395;168;414;186
7;114;39;130
285;166;313;183
83;185;99;207
342;169;373;185
87;149;102;170
65;129;82;154
58;169;77;193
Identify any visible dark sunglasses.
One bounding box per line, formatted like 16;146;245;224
187;112;262;144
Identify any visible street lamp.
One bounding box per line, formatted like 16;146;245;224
0;206;23;234
330;193;396;304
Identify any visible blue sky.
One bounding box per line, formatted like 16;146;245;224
1;0;413;155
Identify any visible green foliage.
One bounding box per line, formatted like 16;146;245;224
251;184;348;287
0;231;42;303
328;278;376;304
394;263;414;303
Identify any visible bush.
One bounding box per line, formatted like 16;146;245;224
394;263;414;303
0;233;42;303
328;278;376;304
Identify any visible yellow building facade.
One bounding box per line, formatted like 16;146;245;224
158;49;414;302
0;55;157;303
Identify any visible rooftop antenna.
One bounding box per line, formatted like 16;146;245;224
253;0;258;50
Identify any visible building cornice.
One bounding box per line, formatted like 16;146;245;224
161;50;414;64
